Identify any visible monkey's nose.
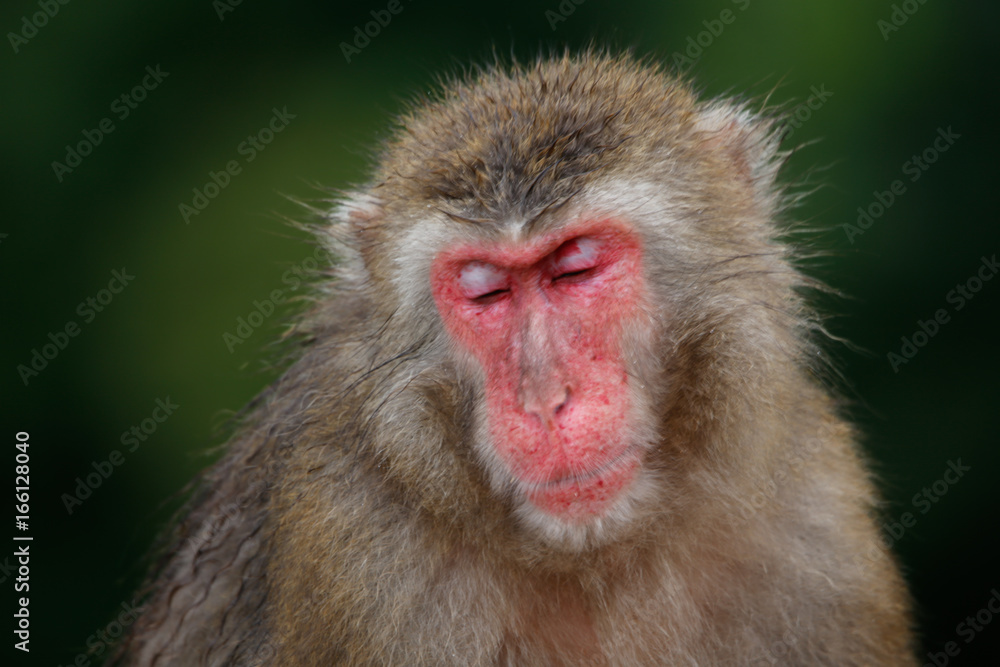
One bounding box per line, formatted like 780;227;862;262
523;386;571;428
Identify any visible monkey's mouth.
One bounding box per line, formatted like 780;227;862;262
520;446;642;520
541;445;640;487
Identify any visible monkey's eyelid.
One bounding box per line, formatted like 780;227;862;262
552;236;602;274
553;267;596;282
458;261;509;299
473;288;511;302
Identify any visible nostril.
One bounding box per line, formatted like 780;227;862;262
521;385;571;427
553;387;571;415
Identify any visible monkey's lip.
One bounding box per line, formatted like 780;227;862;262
534;446;640;489
520;446;641;517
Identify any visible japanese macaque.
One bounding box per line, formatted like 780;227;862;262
115;51;915;666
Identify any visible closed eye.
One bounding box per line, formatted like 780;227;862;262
459;261;509;302
473;287;510;302
553;268;595;283
551;237;602;283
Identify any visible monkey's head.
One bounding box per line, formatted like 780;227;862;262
321;51;799;551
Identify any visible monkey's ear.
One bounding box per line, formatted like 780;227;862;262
692;102;783;199
325;190;385;283
336;191;384;242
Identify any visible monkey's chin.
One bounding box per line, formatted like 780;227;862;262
514;450;647;550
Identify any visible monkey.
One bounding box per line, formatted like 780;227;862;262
113;50;916;666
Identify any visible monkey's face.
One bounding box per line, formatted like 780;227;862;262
430;214;660;540
362;55;784;548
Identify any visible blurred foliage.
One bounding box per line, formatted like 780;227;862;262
1;0;997;664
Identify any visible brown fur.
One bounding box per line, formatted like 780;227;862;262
114;50;915;666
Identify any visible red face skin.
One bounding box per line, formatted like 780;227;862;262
430;220;646;522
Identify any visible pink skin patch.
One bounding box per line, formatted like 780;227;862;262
431;220;646;522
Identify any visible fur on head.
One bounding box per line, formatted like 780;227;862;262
308;50;809;553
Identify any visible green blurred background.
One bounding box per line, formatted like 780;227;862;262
1;0;997;664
